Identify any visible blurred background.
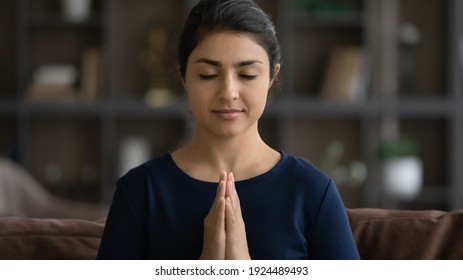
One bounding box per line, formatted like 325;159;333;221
0;0;462;219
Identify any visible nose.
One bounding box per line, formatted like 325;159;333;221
218;74;239;101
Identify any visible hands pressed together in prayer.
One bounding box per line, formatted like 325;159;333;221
199;171;251;260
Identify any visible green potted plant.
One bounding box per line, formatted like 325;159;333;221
379;135;423;200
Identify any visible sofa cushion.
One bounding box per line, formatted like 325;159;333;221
348;208;463;259
0;217;104;260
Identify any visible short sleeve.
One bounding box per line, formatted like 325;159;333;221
96;180;148;259
308;180;360;260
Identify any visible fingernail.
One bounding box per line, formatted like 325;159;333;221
230;172;234;182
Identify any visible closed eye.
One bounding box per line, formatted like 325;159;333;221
240;75;257;80
199;74;218;80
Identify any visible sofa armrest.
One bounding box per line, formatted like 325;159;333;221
347;208;463;259
0;217;105;260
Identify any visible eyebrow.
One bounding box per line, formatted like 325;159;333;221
193;58;263;68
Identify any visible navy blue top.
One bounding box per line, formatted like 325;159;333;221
97;152;360;260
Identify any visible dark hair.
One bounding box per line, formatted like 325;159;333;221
178;0;281;82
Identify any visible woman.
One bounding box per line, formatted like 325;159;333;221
97;0;359;260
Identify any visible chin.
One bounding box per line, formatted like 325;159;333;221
213;129;243;139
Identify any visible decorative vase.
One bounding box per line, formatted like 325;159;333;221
62;0;92;23
383;156;423;200
118;137;151;177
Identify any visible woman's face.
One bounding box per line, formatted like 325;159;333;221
184;31;279;139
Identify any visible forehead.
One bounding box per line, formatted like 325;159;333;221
188;31;269;65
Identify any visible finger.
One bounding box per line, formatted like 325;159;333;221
223;171;230;197
203;181;226;240
228;172;242;216
212;172;227;208
229;172;237;197
211;179;226;215
220;170;227;182
227;172;234;198
206;178;226;229
215;191;226;228
201;173;228;260
218;172;227;199
201;194;226;260
217;179;226;217
224;195;251;260
225;196;235;225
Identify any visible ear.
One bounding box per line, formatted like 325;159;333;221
269;63;281;88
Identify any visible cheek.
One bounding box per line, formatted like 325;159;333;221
249;82;271;100
244;85;269;117
185;84;212;115
186;82;209;100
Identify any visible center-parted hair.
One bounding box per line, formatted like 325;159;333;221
178;0;281;81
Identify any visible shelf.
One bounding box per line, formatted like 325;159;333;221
0;100;188;118
374;97;454;117
22;102;103;117
291;11;364;28
28;16;105;29
266;98;372;118
266;97;454;118
109;100;188;118
392;98;454;117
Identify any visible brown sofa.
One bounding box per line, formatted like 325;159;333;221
1;208;462;260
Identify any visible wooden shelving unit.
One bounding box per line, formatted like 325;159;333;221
0;0;462;209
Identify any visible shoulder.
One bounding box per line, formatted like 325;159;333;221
268;152;337;206
282;152;332;188
119;153;170;180
116;153;173;194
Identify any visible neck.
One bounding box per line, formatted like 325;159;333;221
173;125;278;181
188;129;265;171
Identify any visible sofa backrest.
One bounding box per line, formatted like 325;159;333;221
1;208;463;259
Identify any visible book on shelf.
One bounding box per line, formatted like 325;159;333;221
79;47;102;102
27;84;75;103
27;65;77;103
320;45;367;103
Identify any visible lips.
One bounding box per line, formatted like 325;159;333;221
212;108;244;120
